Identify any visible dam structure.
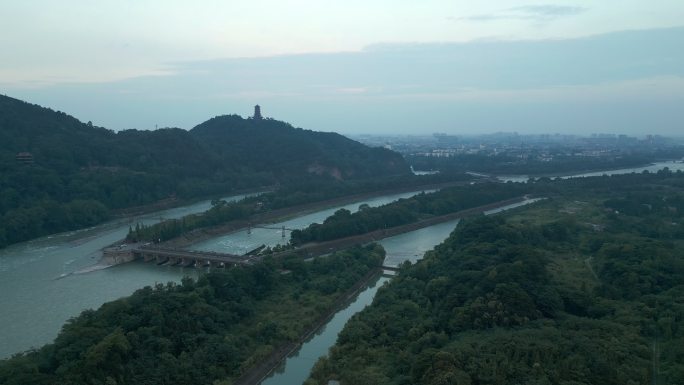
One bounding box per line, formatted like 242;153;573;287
102;243;254;267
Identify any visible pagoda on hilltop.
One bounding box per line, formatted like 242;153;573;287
253;105;263;120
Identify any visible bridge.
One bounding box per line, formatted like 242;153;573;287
103;244;255;268
247;224;297;237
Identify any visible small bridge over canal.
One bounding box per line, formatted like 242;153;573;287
247;224;297;237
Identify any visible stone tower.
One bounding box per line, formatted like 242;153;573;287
253;105;263;120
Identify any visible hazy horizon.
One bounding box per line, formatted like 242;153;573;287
2;1;683;136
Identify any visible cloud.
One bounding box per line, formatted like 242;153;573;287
456;4;587;22
7;27;684;135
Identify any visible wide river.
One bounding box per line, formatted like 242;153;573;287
0;190;428;358
2;159;671;369
498;160;684;183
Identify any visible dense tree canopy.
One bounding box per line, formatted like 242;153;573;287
290;182;528;245
307;172;684;385
0;245;385;385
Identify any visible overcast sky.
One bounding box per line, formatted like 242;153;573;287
1;1;683;135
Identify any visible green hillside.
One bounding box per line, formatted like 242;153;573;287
0;95;410;247
190;115;407;179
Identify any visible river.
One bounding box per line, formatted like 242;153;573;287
498;160;684;183
0;189;429;359
258;218;462;385
259;198;540;385
0;194;257;358
190;190;434;255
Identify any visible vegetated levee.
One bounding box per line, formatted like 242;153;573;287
279;196;528;260
126;175;471;247
131;178;472;250
306;170;684;385
0;244;385;385
289;181;529;246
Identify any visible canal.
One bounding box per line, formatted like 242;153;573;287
259;198;540;385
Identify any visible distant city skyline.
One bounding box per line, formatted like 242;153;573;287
1;1;683;136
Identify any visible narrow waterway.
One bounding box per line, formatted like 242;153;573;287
0;193;253;358
261;275;390;385
190;190;433;255
259;198;541;385
256;221;461;385
498;160;684;183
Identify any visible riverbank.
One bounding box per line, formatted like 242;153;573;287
158;181;469;250
111;187;273;218
496;159;684;182
269;196;532;261
231;196;540;385
232;268;383;385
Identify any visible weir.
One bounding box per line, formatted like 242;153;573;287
103;244;254;268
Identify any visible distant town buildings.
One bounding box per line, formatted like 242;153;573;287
350;133;680;164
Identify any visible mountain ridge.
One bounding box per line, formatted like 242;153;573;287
0;94;410;247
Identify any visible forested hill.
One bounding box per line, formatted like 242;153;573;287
307;171;684;385
190;114;408;179
0;94;410;248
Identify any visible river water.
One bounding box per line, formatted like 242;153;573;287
0;190;429;359
257;219;460;385
256;162;684;385
0;194;255;358
259;198;540;385
498;160;684;183
190;190;434;255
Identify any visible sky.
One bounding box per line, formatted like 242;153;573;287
1;1;683;136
